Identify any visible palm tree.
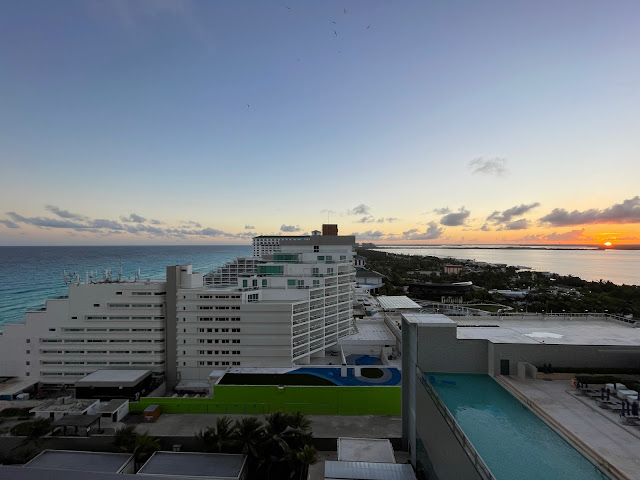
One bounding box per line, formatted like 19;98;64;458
197;416;234;453
133;432;161;471
114;425;137;453
296;444;318;480
233;417;264;475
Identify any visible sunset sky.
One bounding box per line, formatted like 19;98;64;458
1;1;639;246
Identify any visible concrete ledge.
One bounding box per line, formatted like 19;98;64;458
495;376;628;480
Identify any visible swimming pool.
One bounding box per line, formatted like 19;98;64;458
428;373;608;480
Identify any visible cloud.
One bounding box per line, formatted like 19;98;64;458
468;157;509;177
45;205;86;221
540;196;640;226
487;202;540;224
501;219;530;230
480;224;491;232
516;229;588;242
440;208;470;226
120;213;147;223
376;217;399;223
0;219;20;229
8;212;89;229
150;219;165;225
356;216;376;223
91;219;125;230
402;222;444;240
351;230;387;240
280;224;301;232
244;225;255;229
183;220;202;228
5;206;257;240
348;204;371;216
433;207;451;215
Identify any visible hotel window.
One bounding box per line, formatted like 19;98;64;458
287;279;296;287
243;280;248;287
262;279;267;287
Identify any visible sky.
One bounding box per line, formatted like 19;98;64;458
1;0;639;246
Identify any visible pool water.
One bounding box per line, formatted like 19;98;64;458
428;373;608;480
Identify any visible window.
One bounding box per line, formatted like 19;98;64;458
317;256;324;261
243;280;248;287
314;246;319;252
262;279;267;287
93;303;100;307
232;328;240;333
287;279;296;287
26;350;30;354
232;339;240;344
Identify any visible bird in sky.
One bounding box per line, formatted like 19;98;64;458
334;30;338;37
344;8;347;14
367;25;371;29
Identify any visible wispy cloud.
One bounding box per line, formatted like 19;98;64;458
347;204;371;216
539;196;640;226
500;219;531;230
440;208;470;227
516;229;588;242
468;157;509;177
2;207;255;240
280;224;301;232
433;207;451;215
487;202;540;224
0;219;20;229
45;205;86;221
402;222;444;240
244;225;255;230
120;213;147;223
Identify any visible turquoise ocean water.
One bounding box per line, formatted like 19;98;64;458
0;245;251;328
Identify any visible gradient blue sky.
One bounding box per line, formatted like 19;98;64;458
1;0;639;245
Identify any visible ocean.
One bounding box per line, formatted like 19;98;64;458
375;245;640;286
0;245;251;328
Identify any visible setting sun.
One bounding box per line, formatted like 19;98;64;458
604;242;612;247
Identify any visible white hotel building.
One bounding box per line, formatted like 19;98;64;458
0;230;356;388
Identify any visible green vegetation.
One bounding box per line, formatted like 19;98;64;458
361;368;384;379
358;248;640;316
129;386;401;415
9;418;51;437
0;407;33;418
196;412;317;480
113;425;161;471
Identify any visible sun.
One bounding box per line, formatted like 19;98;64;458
604;242;612;247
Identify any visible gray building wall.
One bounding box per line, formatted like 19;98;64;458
165;266;180;388
416;325;488;374
492;343;640;376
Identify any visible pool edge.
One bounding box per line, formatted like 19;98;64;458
494;376;625;480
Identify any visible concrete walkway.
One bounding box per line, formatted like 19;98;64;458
135;413;402;439
500;377;640;480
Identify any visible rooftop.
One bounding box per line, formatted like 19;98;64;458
402;313;456;326
30;398;98;413
75;369;151;386
138;451;246;478
377;296;422;310
325;461;416;480
337;437;395;463
339;320;395;343
25;450;131;473
454;316;640;346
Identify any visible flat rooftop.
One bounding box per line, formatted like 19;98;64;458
337;437;395;463
31;398;97;413
25;450;132;473
455;316;640;346
325;461;416;480
402;313;456;326
339;320;395;343
377;296;421;310
75;369;151;386
97;399;128;414
138;451;246;478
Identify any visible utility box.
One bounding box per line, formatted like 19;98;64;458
143;404;161;423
